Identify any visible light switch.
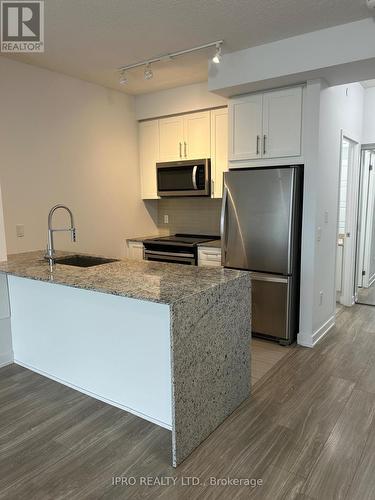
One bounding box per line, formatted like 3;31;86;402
163;214;169;224
16;224;24;238
317;226;322;242
324;211;329;224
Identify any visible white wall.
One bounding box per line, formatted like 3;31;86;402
0;57;158;258
135;81;227;120
362;87;375;145
299;82;364;346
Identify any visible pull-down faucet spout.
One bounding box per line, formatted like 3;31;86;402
45;205;76;267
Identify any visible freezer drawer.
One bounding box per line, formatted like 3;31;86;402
251;273;293;342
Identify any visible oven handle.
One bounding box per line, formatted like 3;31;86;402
192;165;198;190
144;250;195;259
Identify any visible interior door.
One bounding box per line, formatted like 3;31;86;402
336;136;359;306
159;116;184;162
229;94;262;161
222;168;295;274
262;87;302;159
362;152;375;288
183;111;210;160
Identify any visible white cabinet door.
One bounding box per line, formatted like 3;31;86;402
262;87;302;158
127;241;144;260
211;108;228;198
139;120;159;199
229;94;262;161
183;111;210;160
159;116;184;162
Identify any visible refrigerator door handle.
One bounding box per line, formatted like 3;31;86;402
251;272;288;284
287;168;296;274
220;185;228;263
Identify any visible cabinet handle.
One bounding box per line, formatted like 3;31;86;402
256;135;260;155
263;135;267;155
184;141;187;158
179;142;182;158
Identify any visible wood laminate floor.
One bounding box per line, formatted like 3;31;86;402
357;281;375;306
1;304;375;499
251;338;293;387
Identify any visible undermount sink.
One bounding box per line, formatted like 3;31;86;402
53;255;119;268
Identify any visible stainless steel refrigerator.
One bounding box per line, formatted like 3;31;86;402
221;166;303;345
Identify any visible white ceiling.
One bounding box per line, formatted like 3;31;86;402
4;0;372;95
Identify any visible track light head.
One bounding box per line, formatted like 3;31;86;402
144;63;153;80
119;70;128;85
212;43;222;64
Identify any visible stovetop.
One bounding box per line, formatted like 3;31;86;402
143;234;219;247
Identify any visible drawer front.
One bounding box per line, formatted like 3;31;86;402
198;248;222;267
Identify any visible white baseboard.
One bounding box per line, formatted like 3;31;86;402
0;350;14;368
297;315;335;348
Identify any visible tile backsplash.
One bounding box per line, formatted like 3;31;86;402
157;198;222;236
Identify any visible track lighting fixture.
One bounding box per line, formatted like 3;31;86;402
119;69;128;85
118;40;223;84
212;43;222;64
144;63;153;80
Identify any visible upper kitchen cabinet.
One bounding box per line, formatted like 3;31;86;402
229;94;262;161
159;111;211;162
228;86;303;162
159;115;184;162
183;111;211;160
139;120;160;199
262;87;302;159
211;108;228;198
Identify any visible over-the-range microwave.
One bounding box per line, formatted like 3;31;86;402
156;159;211;197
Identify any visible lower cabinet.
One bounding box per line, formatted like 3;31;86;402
198;246;222;267
127;241;144;260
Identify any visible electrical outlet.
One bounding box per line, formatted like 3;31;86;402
16;224;24;238
319;291;324;306
163;214;169;224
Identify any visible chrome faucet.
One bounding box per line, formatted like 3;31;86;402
45;205;76;266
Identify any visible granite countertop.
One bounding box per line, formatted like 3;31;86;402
0;251;249;305
198;240;221;249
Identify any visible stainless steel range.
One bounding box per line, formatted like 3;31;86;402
143;234;219;265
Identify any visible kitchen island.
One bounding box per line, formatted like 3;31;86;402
0;252;251;466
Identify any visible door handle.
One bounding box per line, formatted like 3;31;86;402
184;141;187;158
179;142;182;158
256;135;260;155
220;186;228;263
263;135;267;155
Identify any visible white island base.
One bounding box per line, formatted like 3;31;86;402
9;276;173;429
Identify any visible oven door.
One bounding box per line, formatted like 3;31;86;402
144;250;196;265
157;159;211;197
